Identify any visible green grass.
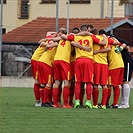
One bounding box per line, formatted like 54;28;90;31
0;88;133;133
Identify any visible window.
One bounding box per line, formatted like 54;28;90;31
18;0;29;19
70;0;91;4
40;0;56;4
2;28;6;34
0;0;6;4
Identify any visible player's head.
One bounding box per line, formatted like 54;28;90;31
87;24;94;32
51;32;57;38
99;29;107;35
80;25;88;32
90;28;99;35
72;27;80;34
57;28;67;36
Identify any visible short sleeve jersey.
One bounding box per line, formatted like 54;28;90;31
54;40;71;63
107;38;124;70
93;35;109;64
38;46;57;67
31;46;45;61
68;35;93;59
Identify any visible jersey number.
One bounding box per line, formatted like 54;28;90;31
60;40;66;47
78;39;90;50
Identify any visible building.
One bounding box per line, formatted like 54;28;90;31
1;0;133;33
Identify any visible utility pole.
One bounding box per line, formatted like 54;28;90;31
110;0;114;35
66;0;70;34
0;0;3;77
56;0;59;32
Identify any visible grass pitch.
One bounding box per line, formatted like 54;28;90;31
0;88;133;133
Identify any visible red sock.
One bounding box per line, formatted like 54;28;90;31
101;88;108;106
43;86;51;103
74;82;81;100
106;88;111;105
113;86;120;106
86;83;92;101
52;87;59;105
80;88;85;105
48;89;52;103
69;83;74;104
34;83;40;101
63;86;70;105
93;88;99;106
39;87;44;103
58;86;62;103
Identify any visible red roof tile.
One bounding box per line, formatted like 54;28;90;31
2;17;125;43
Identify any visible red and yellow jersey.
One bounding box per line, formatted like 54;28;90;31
38;46;57;67
54;40;71;63
31;46;45;61
93;35;109;64
73;35;93;59
107;45;124;70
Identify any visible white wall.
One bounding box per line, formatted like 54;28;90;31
1;76;133;88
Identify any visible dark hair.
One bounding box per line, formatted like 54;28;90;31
87;24;94;29
72;27;80;34
99;29;107;35
80;24;88;31
90;28;99;35
57;28;67;35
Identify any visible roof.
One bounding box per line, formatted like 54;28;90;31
104;19;133;32
2;17;125;43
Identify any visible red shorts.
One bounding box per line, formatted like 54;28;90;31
54;60;70;81
93;63;108;85
108;68;124;87
31;59;39;80
75;58;94;83
70;61;75;79
38;62;53;84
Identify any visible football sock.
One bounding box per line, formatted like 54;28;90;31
58;86;62;103
69;84;74;104
52;87;59;105
74;82;81;100
93;87;99;106
80;88;85;105
43;86;51;103
86;83;92;101
34;83;40;101
101;88;108;106
106;87;111;105
63;86;70;105
39;86;45;103
113;86;120;106
122;84;130;106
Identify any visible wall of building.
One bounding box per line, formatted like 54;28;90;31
1;76;133;88
2;0;125;33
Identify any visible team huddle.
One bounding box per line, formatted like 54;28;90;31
31;24;132;109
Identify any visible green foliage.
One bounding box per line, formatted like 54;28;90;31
0;88;133;133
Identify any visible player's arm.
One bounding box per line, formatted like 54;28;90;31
92;34;106;46
40;41;48;47
38;38;48;44
71;41;92;52
51;36;62;42
44;42;58;51
94;45;111;54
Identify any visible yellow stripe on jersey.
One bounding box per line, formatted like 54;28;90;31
31;46;45;61
54;40;71;63
74;35;93;59
38;47;57;67
108;45;124;70
93;35;108;64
